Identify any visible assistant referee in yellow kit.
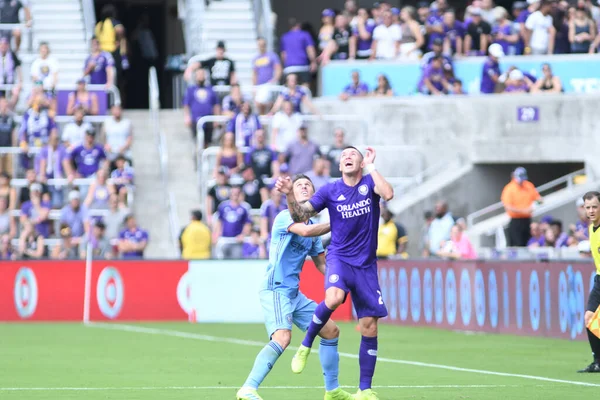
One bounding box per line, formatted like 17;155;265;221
579;191;600;373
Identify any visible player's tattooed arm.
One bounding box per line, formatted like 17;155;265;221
289;222;330;237
288;197;318;223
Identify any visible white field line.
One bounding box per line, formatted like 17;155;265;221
86;323;600;388
0;385;522;392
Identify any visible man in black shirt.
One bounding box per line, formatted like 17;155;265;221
465;8;491;55
0;0;32;52
326;128;347;179
245;130;277;181
206;167;231;227
240;164;268;209
185;41;237;87
322;14;355;62
0;97;15;174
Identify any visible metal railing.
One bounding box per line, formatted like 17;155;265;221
253;0;274;52
149;66;180;257
466;168;587;227
0;23;32;52
80;0;97;43
397;155;466;195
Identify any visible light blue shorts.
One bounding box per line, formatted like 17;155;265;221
259;289;317;338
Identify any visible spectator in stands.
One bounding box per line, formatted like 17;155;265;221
345;0;359;24
465;8;492;55
19;183;50;238
183;68;220;146
377;207;408;259
551;219;570;247
417;1;430;24
102;104;133;166
109;155;133;207
179;210;211;260
441;9;464;56
525;0;555;54
0;232;13;259
0;97;16;174
213;185;252;259
283;124;321;175
371;10;401;59
18;95;57;168
305;156;330;192
95;4;129;88
242;226;267;259
398;6;425;59
372;74;394;97
318;9;336;57
0;172;16;210
340;70;369;101
245;129;277;181
450;79;466;95
227;101;261;148
0;196;15;240
270;74;319;115
531;63;563;93
569;6;595;53
214;131;243;178
38;131;69;208
240;164;268;209
185;41;236;87
572;197;589;241
326;128;346;179
418;55;450;95
104;193;128;249
427;200;454;256
68;127;107;180
30;42;59;93
425;3;446;52
320;14;355;63
26;79;55;113
280;18;317;85
84;36;115;87
527;221;545;247
0;0;31;53
61;109;89;155
60;190;90;244
18;168;48;206
503;69;532;93
221;83;245;118
437;223;477;259
17;220;46;259
206;167;231;227
481;0;498;25
501;167;542;247
271;100;303;153
80;220;111;259
253;37;282;115
420;210;434;256
480;43;504;94
492;7;521;55
66;79;99;116
352;8;376;60
260;187;287;246
118;214;148;259
421;38;453;72
0;37;22;109
84;168;114;210
51;224;78;260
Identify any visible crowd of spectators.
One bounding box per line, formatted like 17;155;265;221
0;4;147;260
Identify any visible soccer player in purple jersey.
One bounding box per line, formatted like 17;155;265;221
275;146;394;400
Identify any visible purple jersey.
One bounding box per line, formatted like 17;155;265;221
85;52;114;85
226;113;262;148
353;19;376;57
427;13;445;49
260;199;287;235
70;144;106;177
110;166;134;189
182;84;218;123
280;86;307;113
119;227;149;258
217;200;251;237
418;64;446;93
19;110;56;147
21;200;52;238
444;21;465;52
504;82;529;93
480;58;500;94
280;29;315;68
242;242;261;258
38;144;68;179
309;174;380;267
252;51;281;85
343;82;369;96
492;24;518;56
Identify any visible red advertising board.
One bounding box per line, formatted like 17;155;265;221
299;260;353;321
378;260;596;340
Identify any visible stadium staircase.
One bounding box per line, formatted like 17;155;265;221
184;0;258;87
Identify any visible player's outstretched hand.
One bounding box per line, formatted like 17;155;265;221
275;176;293;195
364;146;376;165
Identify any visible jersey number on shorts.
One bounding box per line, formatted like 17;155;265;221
377;290;383;305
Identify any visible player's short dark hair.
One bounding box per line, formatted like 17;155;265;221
292;174;316;192
342;146;363;159
583;191;600;202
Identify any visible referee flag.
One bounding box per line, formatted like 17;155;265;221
587;305;600;339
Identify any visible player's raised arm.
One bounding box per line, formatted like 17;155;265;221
275;176;318;223
289;222;330;237
364;146;394;201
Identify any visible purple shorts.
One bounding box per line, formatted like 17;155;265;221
325;257;388;319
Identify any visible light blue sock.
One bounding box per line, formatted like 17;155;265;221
319;338;340;391
243;341;284;389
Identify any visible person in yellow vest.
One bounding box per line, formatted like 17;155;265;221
579;191;600;373
376;207;408;259
94;5;128;94
180;210;211;260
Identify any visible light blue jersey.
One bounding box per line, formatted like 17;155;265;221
261;210;324;298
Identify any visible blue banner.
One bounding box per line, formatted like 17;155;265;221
320;54;600;96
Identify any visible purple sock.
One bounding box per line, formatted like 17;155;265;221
302;302;333;348
359;336;378;391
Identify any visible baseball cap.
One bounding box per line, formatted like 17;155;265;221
540;215;553;224
30;183;42;193
85;126;96;136
417;1;430;8
216;41;226;50
299;122;308;130
509;69;524;80
527;0;540;4
488;43;505;58
68;190;81;201
578;240;591;253
322;8;335;17
391;7;400;15
470;7;483;16
513;1;527;9
373;2;381;8
432;37;444;47
514;166;528;180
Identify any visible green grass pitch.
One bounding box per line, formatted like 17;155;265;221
1;322;599;399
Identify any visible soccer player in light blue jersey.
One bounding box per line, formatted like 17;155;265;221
277;146;394;400
236;175;353;400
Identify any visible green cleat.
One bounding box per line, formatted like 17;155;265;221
354;389;380;400
236;387;263;400
291;344;311;374
324;387;355;400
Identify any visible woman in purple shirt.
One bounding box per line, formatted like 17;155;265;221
84;36;115;86
67;79;99;115
352;8;376;60
492;7;520;56
214;132;243;178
